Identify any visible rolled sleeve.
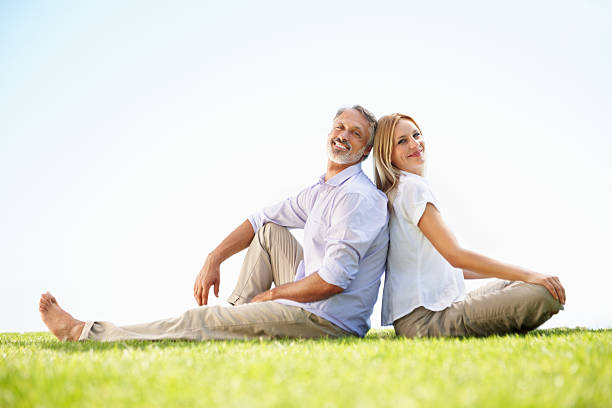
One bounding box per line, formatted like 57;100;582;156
247;214;263;234
318;250;353;288
319;193;387;289
249;186;311;233
409;199;437;226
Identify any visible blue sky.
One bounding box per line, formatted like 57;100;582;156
1;1;611;332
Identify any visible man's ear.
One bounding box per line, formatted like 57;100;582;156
362;145;373;160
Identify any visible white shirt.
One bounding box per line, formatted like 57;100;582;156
249;163;389;337
381;171;465;326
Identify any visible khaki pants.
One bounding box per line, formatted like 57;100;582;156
79;223;352;341
393;280;563;338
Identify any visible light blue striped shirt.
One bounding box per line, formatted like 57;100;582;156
248;163;389;337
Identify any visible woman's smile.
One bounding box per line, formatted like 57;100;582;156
391;119;426;176
407;149;423;158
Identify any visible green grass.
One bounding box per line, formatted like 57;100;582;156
1;328;610;407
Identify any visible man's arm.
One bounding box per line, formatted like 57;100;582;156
194;187;311;306
251;192;386;304
193;219;254;306
250;272;343;303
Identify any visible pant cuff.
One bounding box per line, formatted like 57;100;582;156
227;293;243;306
78;321;95;341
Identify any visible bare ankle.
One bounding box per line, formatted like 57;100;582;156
70;321;86;341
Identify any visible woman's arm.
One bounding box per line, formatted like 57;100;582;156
418;203;566;304
462;270;490;279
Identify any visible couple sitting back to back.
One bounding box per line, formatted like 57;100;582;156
39;105;565;342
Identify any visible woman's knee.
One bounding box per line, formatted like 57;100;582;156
526;283;563;314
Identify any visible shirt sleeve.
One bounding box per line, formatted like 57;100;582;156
248;186;311;233
397;179;439;226
317;192;388;289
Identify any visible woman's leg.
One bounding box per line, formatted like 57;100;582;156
394;281;563;338
459;281;562;336
464;279;512;299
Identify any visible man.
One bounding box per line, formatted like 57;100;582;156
39;105;389;341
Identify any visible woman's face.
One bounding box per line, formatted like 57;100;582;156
391;119;425;176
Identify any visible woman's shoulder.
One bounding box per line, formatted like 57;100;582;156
396;172;436;205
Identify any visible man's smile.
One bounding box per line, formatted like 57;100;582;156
332;139;351;152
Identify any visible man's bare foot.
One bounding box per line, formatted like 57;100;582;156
39;292;86;342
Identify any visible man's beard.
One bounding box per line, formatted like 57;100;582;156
327;138;367;165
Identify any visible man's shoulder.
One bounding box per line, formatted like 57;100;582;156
343;171;388;203
333;174;388;227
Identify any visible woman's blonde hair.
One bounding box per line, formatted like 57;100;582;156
373;113;422;207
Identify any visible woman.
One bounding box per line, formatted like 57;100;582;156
373;113;565;337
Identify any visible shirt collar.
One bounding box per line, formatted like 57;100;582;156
319;162;363;187
400;170;427;182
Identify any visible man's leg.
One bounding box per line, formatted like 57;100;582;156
78;301;352;342
394;281;563;338
228;223;303;305
40;291;352;342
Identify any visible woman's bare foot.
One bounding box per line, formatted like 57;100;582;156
39;292;86;341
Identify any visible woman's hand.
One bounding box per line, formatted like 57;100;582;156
525;273;566;305
193;253;221;306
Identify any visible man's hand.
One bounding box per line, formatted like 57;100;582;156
525;272;566;305
193;254;221;306
192;220;256;306
249;273;343;304
250;290;273;303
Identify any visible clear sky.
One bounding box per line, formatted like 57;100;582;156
1;1;611;333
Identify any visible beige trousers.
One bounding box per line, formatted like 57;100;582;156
393;280;563;338
79;223;352;342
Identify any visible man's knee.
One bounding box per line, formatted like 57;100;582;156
258;222;289;245
260;222;286;234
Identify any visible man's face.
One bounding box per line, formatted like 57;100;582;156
327;109;372;165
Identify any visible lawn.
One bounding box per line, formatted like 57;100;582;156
1;328;610;407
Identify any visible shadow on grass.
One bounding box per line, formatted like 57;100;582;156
3;330;396;353
526;327;610;337
2;327;604;353
364;327;603;343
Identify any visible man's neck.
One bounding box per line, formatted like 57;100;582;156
325;160;359;182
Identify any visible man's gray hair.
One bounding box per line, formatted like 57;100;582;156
334;105;378;147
